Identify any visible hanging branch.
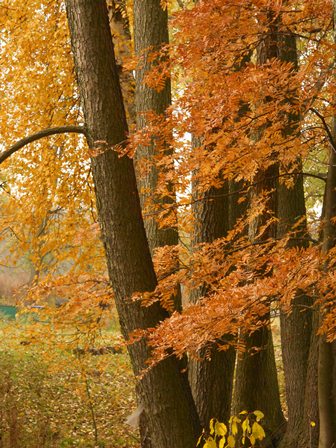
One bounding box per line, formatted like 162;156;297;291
0;125;88;165
310;107;336;153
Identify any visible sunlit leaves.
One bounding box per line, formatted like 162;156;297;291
1;0;106;324
198;412;266;448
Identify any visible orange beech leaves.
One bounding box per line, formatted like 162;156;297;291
128;0;336;361
1;0;336;362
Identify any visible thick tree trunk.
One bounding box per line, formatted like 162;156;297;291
65;2;201;447
189;180;236;427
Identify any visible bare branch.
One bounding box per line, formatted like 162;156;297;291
309;108;336;154
0;125;88;165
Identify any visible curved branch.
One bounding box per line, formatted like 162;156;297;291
310;108;336;153
0;125;89;165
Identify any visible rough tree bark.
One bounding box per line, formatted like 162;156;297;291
233;16;286;447
134;0;178;254
276;30;315;448
65;2;201;447
187;45;251;432
233;165;286;447
133;1;181;445
188;176;236;427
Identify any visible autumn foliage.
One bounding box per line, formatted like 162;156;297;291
1;0;336;447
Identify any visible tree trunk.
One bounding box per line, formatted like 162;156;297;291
278;168;314;448
233;17;286;446
233;166;286;447
299;311;320;448
65;2;201;447
319;117;336;448
107;0;135;125
188;50;251;431
276;30;314;448
134;0;178;254
133;2;181;445
318;3;336;445
188;178;236;427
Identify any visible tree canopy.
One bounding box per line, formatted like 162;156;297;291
1;1;336;447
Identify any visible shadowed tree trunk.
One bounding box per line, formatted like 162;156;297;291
318;3;336;446
133;1;181;445
233;16;286;446
65;2;201;447
276;30;315;448
319;120;336;448
134;0;178;255
188;48;251;431
188;175;236;427
233;164;286;447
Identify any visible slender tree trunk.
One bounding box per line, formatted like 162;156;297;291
134;0;178;254
318;4;336;445
319;115;336;448
107;0;135;125
65;2;201;447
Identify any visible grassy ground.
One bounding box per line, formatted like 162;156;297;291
0;316;139;448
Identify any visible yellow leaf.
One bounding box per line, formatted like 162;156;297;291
239;410;248;415
204;437;217;448
253;410;264;422
250;434;256;446
232;421;238;436
219;437;226;448
242;418;251;434
209;418;215;435
252;422;266;440
227;435;236;447
215;421;227;437
196;433;204;446
310;421;316;427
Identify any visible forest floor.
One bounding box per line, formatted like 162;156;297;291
0;315;139;448
0;312;286;448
